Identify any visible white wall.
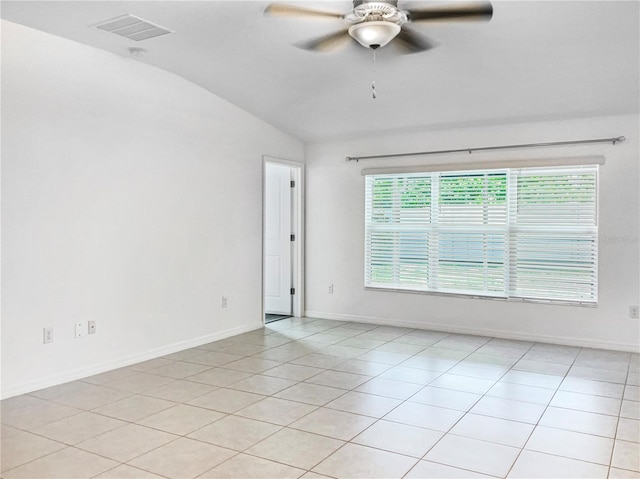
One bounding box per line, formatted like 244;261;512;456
1;21;304;398
305;114;640;352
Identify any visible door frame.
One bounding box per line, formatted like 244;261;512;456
262;156;305;323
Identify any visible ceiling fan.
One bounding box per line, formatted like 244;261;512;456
265;0;493;54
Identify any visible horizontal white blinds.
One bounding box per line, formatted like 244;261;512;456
364;165;598;304
366;175;431;290
509;167;597;302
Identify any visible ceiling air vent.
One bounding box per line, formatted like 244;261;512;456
92;14;172;41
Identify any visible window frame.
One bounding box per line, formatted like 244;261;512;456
364;165;599;306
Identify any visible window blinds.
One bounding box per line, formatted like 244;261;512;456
364;165;598;304
508;167;598;302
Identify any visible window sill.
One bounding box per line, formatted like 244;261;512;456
363;286;598;307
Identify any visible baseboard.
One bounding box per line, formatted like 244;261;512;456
1;322;263;400
304;311;640;353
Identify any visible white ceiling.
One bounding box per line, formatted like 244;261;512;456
2;1;639;142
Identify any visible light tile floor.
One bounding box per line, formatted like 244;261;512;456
2;317;639;479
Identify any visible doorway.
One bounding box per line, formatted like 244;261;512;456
263;157;304;324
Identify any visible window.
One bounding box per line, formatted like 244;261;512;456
364;165;598;304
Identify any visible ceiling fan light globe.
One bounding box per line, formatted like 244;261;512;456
348;21;401;49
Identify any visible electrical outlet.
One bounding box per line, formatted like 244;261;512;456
222;296;228;308
74;322;85;338
43;327;53;344
88;320;96;334
630;306;639;319
328;284;334;294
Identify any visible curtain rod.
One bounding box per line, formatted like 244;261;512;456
346;136;625;162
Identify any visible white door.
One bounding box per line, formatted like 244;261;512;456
265;163;292;314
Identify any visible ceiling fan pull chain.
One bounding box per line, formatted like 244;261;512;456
371;48;377;99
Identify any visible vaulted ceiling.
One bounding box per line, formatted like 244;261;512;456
2;1;638;142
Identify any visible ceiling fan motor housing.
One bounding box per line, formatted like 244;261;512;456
353;0;399;9
351;0;403;21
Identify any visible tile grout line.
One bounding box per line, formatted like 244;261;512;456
401;339;522;478
501;345;583;478
606;358;632;479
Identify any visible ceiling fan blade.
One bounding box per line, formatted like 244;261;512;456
407;2;493;22
264;4;344;20
394;27;437;54
297;28;353;52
